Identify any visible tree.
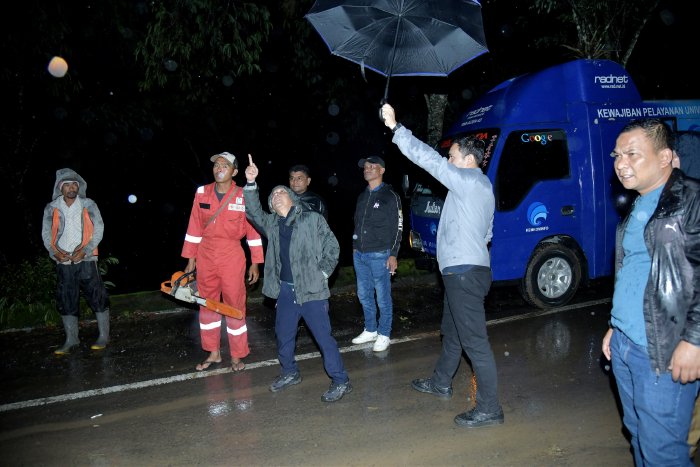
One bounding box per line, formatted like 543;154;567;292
136;0;272;102
532;0;660;67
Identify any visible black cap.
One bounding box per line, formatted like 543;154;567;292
358;156;385;168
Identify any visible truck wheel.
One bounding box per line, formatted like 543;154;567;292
520;243;581;309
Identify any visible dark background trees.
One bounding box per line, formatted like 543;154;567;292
2;0;694;293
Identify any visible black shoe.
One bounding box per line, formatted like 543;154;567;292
269;372;302;393
411;378;452;398
454;407;504;428
321;381;353;402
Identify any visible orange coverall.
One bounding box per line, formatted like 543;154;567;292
181;183;264;359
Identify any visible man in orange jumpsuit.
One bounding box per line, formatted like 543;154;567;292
182;152;264;372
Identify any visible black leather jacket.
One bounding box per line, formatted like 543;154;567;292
614;169;700;373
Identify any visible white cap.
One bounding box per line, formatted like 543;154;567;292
210;152;236;167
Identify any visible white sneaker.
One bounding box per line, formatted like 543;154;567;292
373;335;390;352
352;330;378;344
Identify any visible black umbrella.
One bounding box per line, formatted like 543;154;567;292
305;0;488;101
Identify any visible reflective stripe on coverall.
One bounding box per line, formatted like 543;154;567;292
182;184;264;359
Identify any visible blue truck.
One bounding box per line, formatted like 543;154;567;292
407;59;700;309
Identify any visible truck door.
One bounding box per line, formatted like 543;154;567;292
492;127;584;308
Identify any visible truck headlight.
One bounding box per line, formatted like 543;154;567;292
409;231;424;252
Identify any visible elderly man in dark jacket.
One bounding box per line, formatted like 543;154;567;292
602;119;700;466
243;154;351;403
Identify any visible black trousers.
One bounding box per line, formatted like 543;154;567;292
55;261;109;317
432;266;500;413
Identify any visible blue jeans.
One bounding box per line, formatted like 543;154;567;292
611;330;698;466
275;282;348;384
433;266;500;414
353;249;393;337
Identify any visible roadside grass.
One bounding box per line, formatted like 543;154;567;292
1;259;431;331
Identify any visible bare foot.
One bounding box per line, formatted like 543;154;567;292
195;351;222;371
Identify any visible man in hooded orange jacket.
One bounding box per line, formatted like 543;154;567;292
182;152;264;372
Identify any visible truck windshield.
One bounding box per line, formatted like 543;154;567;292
438;129;499;174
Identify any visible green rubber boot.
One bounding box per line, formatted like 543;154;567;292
54;315;80;355
91;310;110;350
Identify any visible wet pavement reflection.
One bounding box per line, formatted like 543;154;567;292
0;275;661;465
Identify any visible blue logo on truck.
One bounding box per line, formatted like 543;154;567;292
527;202;549;226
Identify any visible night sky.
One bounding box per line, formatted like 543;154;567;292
4;0;695;294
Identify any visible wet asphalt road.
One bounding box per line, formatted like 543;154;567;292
0;275;653;466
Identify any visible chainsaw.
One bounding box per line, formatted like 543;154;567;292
160;270;243;319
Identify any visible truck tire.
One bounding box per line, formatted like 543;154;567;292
520;242;582;309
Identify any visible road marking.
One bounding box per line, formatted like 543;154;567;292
0;298;610;413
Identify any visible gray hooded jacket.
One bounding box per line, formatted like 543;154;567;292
243;183;339;305
41;168;104;263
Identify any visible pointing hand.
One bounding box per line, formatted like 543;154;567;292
245;154;258;183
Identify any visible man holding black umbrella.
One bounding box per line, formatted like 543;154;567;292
380;103;503;428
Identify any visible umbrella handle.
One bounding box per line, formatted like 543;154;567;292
379;98;388;122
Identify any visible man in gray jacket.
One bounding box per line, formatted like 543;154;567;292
244;155;351;403
381;103;503;428
42;168;110;355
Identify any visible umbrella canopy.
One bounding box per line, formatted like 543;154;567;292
305;0;488;99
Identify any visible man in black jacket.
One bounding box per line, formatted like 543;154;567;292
288;164;328;221
351;156;403;352
602;119;700;465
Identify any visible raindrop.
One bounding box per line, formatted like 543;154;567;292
161;203;175;215
163;59;178;72
328;174;338;187
326;131;340;145
81;109;97;124
659;9;674;26
504;351;510;356
104;132;118;145
48;56;68;78
53;107;68;120
222;75;234;87
499;24;513;38
140;127;154;141
128;194;138;204
328;103;340;116
616;193;632;209
461;88;473;100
